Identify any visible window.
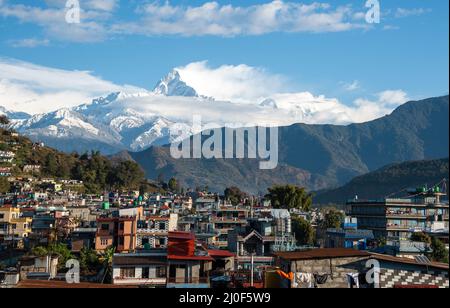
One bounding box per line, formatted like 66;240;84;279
159;222;166;230
0;214;4;219
100;238;109;246
101;224;109;231
120;268;135;278
119;222;124;230
118;237;124;245
156;266;166;278
12;224;17;230
142;267;150;279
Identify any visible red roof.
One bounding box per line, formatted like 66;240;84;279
169;231;195;240
207;249;235;258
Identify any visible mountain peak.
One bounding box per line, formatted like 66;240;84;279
153;69;198;97
260;98;278;109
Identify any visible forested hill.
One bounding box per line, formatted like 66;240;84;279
0;125;146;194
314;158;449;205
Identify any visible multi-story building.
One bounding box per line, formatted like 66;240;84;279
325;217;375;250
349;188;449;240
112;250;168;287
211;206;249;248
136;214;178;249
166;231;213;288
0;207;32;247
228;209;295;271
95;217;137;253
0;208;33;239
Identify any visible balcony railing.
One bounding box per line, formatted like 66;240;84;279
167;277;210;284
113;277;166;285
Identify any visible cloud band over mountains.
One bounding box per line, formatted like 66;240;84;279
0;57;409;126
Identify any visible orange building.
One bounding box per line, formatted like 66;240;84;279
95;217;137;253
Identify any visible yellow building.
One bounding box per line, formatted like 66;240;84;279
0;207;33;239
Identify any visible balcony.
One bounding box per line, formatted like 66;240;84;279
386;212;427;220
167;277;210;288
113;277;166;286
97;229;113;236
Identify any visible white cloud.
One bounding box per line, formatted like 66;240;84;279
350;90;409;122
342;80;360;91
395;8;432;18
0;58;411;126
0;0;112;42
43;0;119;12
8;38;50;48
176;61;288;102
0;58;144;114
377;90;409;105
113;1;368;37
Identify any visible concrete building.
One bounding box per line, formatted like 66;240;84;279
112;251;168;287
349;189;449;240
136;214;178;249
95;217;137;253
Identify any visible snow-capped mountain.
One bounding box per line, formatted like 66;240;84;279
0;106;31;120
4;69;355;154
8;70;203;154
153;70;198;97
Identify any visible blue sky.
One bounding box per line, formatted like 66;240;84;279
0;0;448;111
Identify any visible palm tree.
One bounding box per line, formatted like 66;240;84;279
99;246;115;284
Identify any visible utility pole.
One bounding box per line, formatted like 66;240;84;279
250;253;254;287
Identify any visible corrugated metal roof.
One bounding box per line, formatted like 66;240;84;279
371;253;449;270
273;248;370;260
113;255;167;266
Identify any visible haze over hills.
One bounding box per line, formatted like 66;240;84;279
314;158;449;205
127;96;449;194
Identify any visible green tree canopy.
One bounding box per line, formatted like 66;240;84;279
168;178;178;192
265;185;312;211
411;232;432;244
292;216;315;246
225;186;248;206
430;237;449;263
321;208;345;229
109;161;145;191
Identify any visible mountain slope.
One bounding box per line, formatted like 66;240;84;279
314;158;449;205
130;96;449;194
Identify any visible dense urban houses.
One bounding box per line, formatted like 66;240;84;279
349;188;449;241
0;137;448;289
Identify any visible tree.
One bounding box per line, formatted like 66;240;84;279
321;208;345;229
44;153;58;176
110;161;145;191
430;237;449;263
225;186;248;206
265;185;312;211
99;246;115;283
47;243;75;270
31;246;48;257
168;178;178;192
80;248;101;275
292;216;315;246
0;177;11;193
411;232;432;244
